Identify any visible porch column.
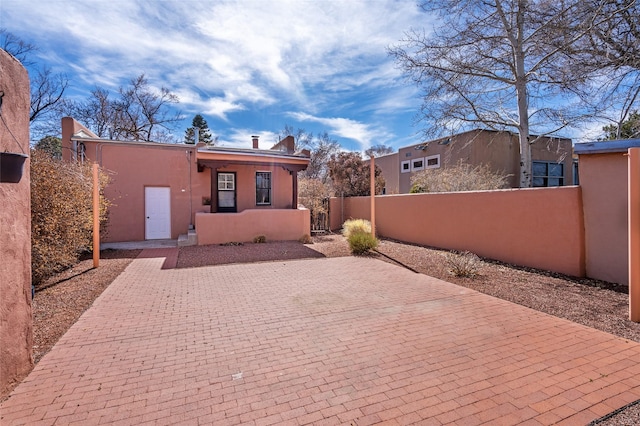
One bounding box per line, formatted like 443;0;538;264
210;167;217;213
292;171;298;209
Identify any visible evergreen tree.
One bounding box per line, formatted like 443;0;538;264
185;114;214;144
601;111;640;140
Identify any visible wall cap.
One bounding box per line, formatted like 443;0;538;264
575;139;640;155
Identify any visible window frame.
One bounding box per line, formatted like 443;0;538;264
255;171;272;206
425;154;440;169
411;157;425;172
401;160;411;173
532;160;564;187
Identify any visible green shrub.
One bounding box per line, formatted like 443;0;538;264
342;219;372;239
445;251;482;277
253;235;267;243
347;231;378;254
31;150;110;284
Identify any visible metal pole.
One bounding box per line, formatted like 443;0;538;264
629;148;640;321
370;155;376;238
92;163;100;268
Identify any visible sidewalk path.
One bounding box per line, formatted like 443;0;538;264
2;255;640;425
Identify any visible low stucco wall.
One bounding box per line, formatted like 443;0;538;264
0;50;33;398
331;187;585;277
195;208;311;245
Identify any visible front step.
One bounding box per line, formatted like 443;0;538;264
178;229;197;247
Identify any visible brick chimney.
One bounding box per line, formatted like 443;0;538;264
252;135;259;149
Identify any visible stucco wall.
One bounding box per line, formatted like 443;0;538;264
579;152;630;285
0;50;33;398
74;139;209;242
331;187;585;277
195;208;310;245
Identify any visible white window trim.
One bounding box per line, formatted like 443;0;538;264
401;160;411;173
425;154;440;169
411;157;425;172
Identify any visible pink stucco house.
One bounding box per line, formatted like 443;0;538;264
61;117;311;245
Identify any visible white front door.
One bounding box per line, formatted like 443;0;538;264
145;187;171;239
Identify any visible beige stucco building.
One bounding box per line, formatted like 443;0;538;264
375;129;573;193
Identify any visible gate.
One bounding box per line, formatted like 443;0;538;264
310;198;329;233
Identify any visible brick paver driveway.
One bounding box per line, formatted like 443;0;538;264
3;253;640;425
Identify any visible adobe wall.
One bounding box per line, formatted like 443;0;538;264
578;150;632;285
195;208;310;245
331;187;585;278
76;140;210;241
0;50;33;398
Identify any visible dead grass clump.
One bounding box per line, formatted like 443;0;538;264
445;251;482;277
342;219;372;238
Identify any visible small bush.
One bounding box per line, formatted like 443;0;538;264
299;234;313;244
348;231;378;254
342;219;372;239
253;235;267;243
445;251;482;277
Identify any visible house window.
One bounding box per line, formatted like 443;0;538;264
532;161;564;187
411;158;425;172
401;160;410;173
425;154;440;169
256;172;271;205
217;172;236;212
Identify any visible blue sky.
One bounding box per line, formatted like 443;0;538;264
1;0;434;151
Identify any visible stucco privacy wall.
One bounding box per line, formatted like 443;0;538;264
0;50;33;398
576;141;640;286
330;187;585;277
195;208;310;245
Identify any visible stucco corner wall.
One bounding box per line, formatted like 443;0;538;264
0;50;33;398
195;208;310;245
579;151;632;285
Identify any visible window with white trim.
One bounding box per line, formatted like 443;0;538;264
401;160;410;173
532;161;564;187
425;154;440;169
256;172;271;205
411;158;425;172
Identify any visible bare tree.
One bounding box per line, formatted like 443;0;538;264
304;131;341;184
0;28;37;65
365;144;394;158
75;75;183;142
389;1;604;187
576;0;639;140
1;29;70;140
276;124;314;150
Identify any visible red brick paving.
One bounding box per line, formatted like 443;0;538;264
2;255;640;425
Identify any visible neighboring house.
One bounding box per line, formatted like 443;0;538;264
375;129;573;194
61;117;311;245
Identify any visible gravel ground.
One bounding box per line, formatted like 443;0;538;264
16;234;640;423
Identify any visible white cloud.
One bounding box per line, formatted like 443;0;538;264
289;112;394;151
2;0;427;148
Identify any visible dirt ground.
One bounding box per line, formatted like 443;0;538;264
20;234;640;423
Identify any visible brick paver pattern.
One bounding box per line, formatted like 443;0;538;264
3;254;640;425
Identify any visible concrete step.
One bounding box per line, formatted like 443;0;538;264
178;230;197;247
